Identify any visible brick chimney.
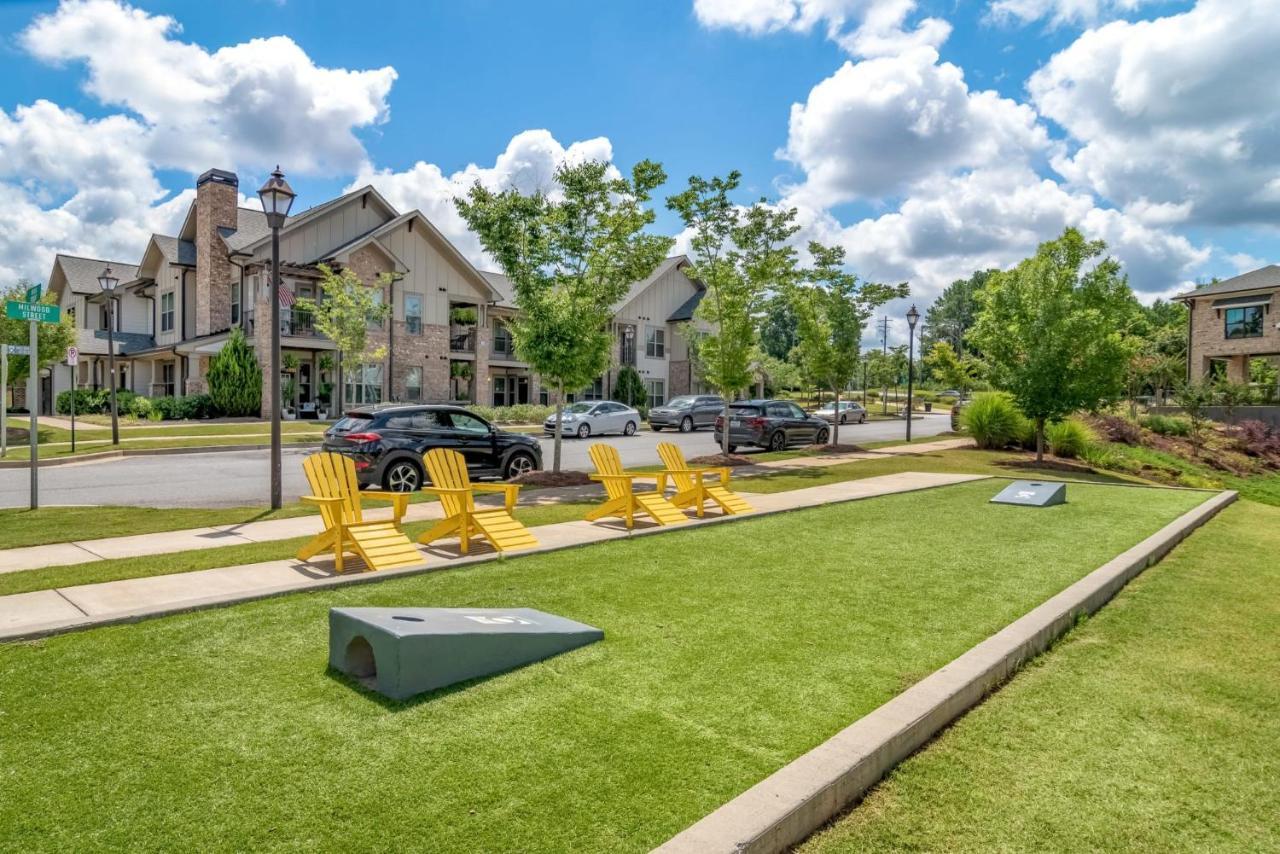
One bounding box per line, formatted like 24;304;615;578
194;168;238;336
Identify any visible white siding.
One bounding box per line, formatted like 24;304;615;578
379;223;491;324
275;198;387;267
613;263;700;386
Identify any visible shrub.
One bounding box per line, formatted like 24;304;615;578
960;392;1024;449
467;404;555;424
56;388;108;415
1141;414;1192;437
151;396;182;420
127;395;153;419
1094;414;1141;445
1046;418;1096;458
207;328;262;417
1231;420;1280;457
1012;412;1038;451
612;366;647;410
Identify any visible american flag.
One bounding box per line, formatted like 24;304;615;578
277;282;295;307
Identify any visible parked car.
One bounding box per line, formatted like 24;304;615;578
648;394;725;432
813;400;867;425
543;400;641;439
324;404;542;491
714;399;830;452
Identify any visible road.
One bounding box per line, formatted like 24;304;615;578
0;414;951;509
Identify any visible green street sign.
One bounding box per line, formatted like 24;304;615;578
24;284;41;304
5;300;60;324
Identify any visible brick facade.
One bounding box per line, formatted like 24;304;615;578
194;169;237;338
1186;292;1280;382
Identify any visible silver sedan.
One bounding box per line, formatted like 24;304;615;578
543;400;641;439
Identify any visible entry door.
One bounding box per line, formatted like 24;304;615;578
515;376;529;405
298;363;313;402
493;375;507;407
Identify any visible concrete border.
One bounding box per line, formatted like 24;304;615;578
655;488;1237;854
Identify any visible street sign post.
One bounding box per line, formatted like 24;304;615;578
29;317;38;509
67;346;79;453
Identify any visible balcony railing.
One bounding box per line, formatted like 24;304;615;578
450;326;476;353
244;309;324;339
150;383;176;397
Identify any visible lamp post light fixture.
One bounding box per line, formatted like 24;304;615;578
97;265;121;446
257;166;296;510
905;303;920;442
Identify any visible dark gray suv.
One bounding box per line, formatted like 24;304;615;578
713;399;830;452
648;395;725;432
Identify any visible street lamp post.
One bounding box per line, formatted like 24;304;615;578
905;304;919;442
97;266;120;446
258;166;296;510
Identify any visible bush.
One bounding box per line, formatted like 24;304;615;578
1141;414;1192;437
1231;420;1280;457
127;395;153;419
56;388;108;415
1094;414;1141;445
1012;412;1038;451
1046;418;1096;458
960;392;1025;449
207;328;262;417
612;366;647;411
468;403;555;424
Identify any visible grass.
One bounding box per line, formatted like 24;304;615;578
5;420;327;460
0;481;1208;852
0;501;595;597
800;498;1280;853
1098;441;1280;506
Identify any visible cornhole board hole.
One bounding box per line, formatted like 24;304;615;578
990;480;1066;507
330;607;604;700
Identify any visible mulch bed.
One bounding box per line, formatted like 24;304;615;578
687;453;756;467
512;470;594;488
800;443;869;454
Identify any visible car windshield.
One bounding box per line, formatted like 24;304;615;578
565;403;594;414
666;396;696;409
728;405;761;417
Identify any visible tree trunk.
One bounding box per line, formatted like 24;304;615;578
335;351;344;417
831;387;839;447
721;399;731;456
553;384;564;473
1035;416;1045;464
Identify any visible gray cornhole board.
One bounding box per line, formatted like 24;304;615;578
329;607;603;700
990;479;1066;507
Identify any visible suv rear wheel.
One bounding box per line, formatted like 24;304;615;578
382;459;422;492
769;431;787;452
503;451;537;480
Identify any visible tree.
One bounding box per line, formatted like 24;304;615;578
759;293;799;361
613;365;646;410
969;228;1134;462
924;341;979;395
1174;379;1215;453
789;243;907;444
294;263;391;414
667;172;799;454
922;270;992;356
457;158;672;471
1;281;76;393
207;327;262;416
865;350;898;413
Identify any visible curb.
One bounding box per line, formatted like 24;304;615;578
0;441;323;468
654;488;1237;854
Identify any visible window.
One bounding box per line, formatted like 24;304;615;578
160;362;175;397
620;326;637;365
447;411;490;434
582;376;605;401
786;403;806;418
385;411;438;430
99;301;119;331
160;292;174;333
230;281;240;325
367;289;384;330
539;387;549;405
405;293;422;334
405;366;422;401
493;320;513;355
645;326;666;358
1225;306;1264;339
345;364;383;405
646;379;665;409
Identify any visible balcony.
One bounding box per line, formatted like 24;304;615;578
449;328;475;353
244;308;325;339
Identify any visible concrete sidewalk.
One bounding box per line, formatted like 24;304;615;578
0;437;973;576
0;471;986;641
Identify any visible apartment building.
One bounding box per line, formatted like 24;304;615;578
44;168;706;415
1175;264;1280;383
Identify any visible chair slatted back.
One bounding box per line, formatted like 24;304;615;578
588;443;630;500
423;448;475;517
302;452;363;529
656;442;695;493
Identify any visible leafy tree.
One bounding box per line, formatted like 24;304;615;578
1250;358;1279;403
789;243;907;444
759;293;799;361
667;172;799;454
294;263;392;414
1;281;77;391
457;158;672;471
1173;379;1215;453
969;228;1135;462
752;350;802;396
207;327;262;417
922;270;992;356
924;341;979;395
1215;378;1253;423
612;365;646;409
865;350;898;413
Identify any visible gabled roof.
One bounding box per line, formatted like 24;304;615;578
49;254;139;296
1176;264;1280;300
220;207;272;253
224;186;396;255
668;285;705;322
481;270;515;306
617;255;690;311
481;255;694;314
153;234;197;267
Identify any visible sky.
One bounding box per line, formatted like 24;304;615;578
1;0;1277;346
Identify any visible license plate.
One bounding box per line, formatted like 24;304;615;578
731;419;741;427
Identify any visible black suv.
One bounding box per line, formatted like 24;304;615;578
323;404;542;491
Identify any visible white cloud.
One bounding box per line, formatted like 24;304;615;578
779;47;1047;205
350;130;616;267
22;0;396;175
987;0;1152;27
693;0;950;58
1029;0;1280;227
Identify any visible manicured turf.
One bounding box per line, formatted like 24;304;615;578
0;501;596;597
800;498;1279;853
0;482;1208;852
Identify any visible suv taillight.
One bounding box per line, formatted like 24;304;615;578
749;417;767;428
344;431;382;443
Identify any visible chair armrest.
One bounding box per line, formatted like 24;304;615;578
421;486;471;495
359;491;411;523
300;495;344;506
589;473;638;482
473;483;520;511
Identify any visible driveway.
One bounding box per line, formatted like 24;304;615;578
0;414;951;509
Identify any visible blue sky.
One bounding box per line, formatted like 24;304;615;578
1;0;1276;343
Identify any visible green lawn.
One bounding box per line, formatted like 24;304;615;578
0;481;1209;852
800;498;1279;853
6;420;326;460
0;501;595;597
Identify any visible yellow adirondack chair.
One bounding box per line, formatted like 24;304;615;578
656;442;753;517
297;452;423;573
585;443;688;529
417;448;539;554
